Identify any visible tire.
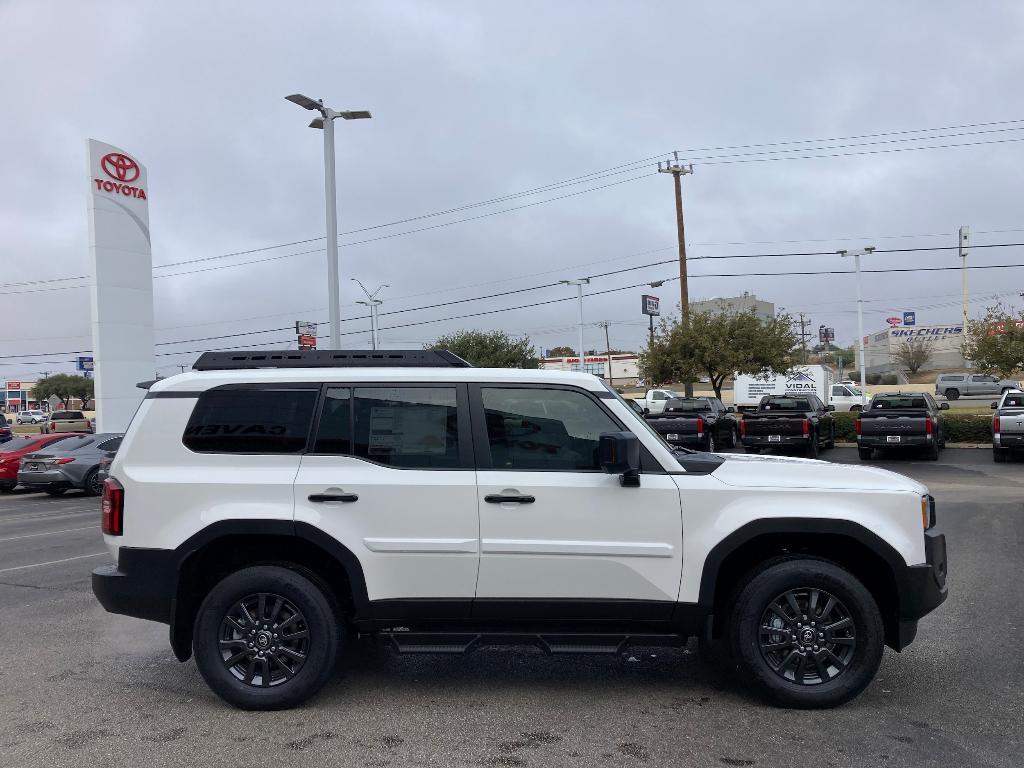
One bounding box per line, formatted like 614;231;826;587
850;405;861;413
858;447;872;460
45;488;66;496
825;425;836;450
0;482;14;492
926;441;940;461
193;565;342;710
728;558;884;709
993;447;1008;463
805;431;819;459
744;446;761;455
944;388;960;401
706;433;716;453
726;426;738;449
82;469;101;497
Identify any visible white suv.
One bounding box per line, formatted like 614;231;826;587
92;350;947;710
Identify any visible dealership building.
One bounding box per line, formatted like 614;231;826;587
2;379;41;412
540;354;640;385
863;323;967;374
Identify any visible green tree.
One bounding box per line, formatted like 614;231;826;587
428;330;539;369
962;302;1024;377
546;345;576;357
32;374;95;409
892;339;932;374
69;375;95;407
639;309;799;398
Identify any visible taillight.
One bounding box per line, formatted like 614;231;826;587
696;416;704;435
54;457;75;465
993;414;1000;436
855;418;862;435
925;417;934;435
739;419;746;436
802;418;810;437
101;477;124;536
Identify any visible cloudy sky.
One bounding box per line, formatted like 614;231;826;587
3;0;1024;378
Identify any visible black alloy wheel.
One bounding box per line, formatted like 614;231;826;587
707;433;716;453
945;388;960;400
218;593;311;689
84;469;102;497
757;587;856;687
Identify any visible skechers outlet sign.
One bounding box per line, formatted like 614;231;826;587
890;326;962;341
93;152;147;199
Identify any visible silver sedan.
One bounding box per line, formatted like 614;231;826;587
17;433;123;496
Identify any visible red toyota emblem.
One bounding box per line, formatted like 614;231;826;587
101;153;140;183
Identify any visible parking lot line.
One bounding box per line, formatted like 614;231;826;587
0;525;99;543
0;552;107;574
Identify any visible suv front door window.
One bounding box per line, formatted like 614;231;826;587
472;386;683;620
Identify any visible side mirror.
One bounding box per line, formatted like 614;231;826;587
726;406;736;413
991;402;998;409
642;407;650;416
826;405;835;411
939;402;950;410
598;431;641;487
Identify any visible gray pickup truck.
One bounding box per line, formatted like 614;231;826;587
857;392;948;460
991;389;1024;462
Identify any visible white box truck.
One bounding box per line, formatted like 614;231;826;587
733;365;835;412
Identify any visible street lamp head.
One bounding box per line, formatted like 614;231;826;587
285;93;322;111
339;110;372;120
649;280;665;287
308;118;325;129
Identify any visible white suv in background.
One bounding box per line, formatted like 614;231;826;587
92;350;947;711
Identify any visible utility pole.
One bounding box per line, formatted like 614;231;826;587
838;247;876;406
796;313;810;364
658;153;694;396
959;225;970;329
560;278;590;372
598;321;615;390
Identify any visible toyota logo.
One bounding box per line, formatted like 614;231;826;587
101;153;140;183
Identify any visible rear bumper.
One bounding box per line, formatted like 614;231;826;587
91;548;177;625
858;435;931;448
661;433;704;448
894;528;947;650
17;469;72;489
994;433;1024;449
742;434;809;447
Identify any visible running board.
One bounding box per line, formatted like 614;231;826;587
377;631;685;656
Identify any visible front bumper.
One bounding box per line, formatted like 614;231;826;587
859;435;932;448
894;528;947;649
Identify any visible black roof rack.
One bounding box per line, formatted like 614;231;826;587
192;349;472;371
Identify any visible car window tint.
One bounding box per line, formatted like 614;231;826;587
313;387;352;454
353;387;460;469
97;437;123;452
183;388;318;453
1005;395;1024;407
482;387;619;471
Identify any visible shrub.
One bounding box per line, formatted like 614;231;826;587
837;411;993;443
880;373;899;385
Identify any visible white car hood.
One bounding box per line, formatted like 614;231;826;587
710;452;927;494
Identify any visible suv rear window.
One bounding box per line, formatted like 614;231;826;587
183;388;318;454
871;396;928;409
51;412;84;420
761;398;810;411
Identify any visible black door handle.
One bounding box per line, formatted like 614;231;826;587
308;493;359;503
484;494;535;504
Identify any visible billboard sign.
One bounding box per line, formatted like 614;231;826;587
295;321;317;336
818;326;835;344
885;316;902;327
298;334;317;350
5;381;21;390
903;311;916;326
77;356;94;372
641;295;660;316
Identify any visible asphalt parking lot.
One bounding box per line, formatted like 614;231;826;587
0;448;1021;768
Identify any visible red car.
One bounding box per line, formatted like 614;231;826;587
0;434;79;492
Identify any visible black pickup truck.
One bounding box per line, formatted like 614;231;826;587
856;392;948;460
644;397;738;452
739;394;835;458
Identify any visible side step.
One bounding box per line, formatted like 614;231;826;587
377;631;685;656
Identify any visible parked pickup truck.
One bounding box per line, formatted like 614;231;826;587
991;389;1024;462
644;397;738;452
739;394;835;458
632;388;685;415
856;392;948;461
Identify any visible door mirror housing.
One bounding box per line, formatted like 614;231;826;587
939;402;950;410
826;405;835;411
726;406;736;413
598;431;641;487
991;401;998;409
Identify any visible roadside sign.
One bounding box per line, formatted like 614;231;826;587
298;334;317;350
5;381;20;390
885;316;902;327
295;321;318;336
641;295;660;316
47;395;60;411
903;311;916;326
77;356;94;372
818;326;835;344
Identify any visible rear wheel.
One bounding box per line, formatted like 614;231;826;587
706;433;717;453
193;565;342;710
83;469;102;497
726;426;738;448
825;425;836;450
993;447;1008;463
857;447;872;460
944;388;960;401
926;441;940;461
805;431;819;459
728;558;884;708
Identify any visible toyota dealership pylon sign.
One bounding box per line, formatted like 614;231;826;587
87;139;154;432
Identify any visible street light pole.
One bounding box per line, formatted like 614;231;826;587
838;246;876;406
352;279;388;350
285;94;372;349
560;278;590;372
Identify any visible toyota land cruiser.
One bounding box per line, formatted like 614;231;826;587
92;350;947;710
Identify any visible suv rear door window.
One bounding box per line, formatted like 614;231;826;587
481;387;619;470
183;388;318;454
352;387;461;468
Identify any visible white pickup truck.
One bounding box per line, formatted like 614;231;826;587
632;388;685;414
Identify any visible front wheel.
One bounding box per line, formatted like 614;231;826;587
944;388;960;401
729;558;884;708
193;565;342;710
